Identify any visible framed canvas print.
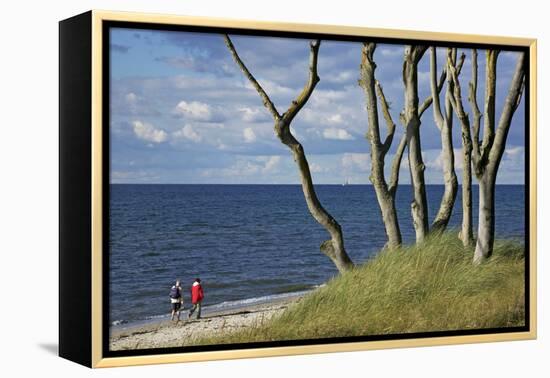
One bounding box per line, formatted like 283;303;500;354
59;10;537;368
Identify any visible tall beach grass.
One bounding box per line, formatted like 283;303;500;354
192;232;525;345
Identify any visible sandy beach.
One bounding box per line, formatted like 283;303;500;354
110;295;302;351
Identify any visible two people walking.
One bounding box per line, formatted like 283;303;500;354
169;278;204;322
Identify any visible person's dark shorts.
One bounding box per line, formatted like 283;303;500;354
171;302;181;311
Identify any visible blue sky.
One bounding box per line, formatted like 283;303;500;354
110;28;525;184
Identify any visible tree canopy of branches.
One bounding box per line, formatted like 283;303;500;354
221;35;525;268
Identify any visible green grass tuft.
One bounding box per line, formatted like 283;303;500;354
192;232;525;345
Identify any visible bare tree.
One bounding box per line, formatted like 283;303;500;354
402;45;430;242
359;42;403;248
360;44;458;246
429;47;465;233
224;35;354;272
448;49;526;263
446;49;476;246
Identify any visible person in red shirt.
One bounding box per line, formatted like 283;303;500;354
188;278;204;320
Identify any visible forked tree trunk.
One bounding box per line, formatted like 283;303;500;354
359;43;402;248
473;52;526;263
447;50;476;247
224;36;354;272
430;47;458;233
458;49;479;247
403;45;429;242
278;123;354;271
449;49;526;262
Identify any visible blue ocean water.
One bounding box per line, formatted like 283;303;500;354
109;184;525;325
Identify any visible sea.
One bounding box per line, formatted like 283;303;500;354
109;184;525;327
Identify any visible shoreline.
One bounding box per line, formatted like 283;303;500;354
110;293;304;351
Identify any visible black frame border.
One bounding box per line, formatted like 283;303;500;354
101;19;531;359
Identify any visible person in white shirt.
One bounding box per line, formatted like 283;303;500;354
169;279;183;321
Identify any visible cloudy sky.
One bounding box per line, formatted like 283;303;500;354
109;28;525;185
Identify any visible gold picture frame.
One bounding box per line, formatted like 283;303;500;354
59;9;537;368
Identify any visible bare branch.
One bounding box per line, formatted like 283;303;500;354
447;55;471;134
468;49;482;173
479;49;500;168
375;80;396;155
409;45;429;63
403;44;430;242
513;75;526;112
430;47;445;129
444;49;458;126
447;51;474;247
359;42;382;145
388;133;407;196
419;51;465;118
488;52;526;174
282;40;321;124
360;42;402;247
224;35;281;120
419;67;445;118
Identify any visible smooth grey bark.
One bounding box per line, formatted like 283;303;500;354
224;35;354;272
449;49;525;263
402;45;429;242
359;43;402;249
429;47;459;233
447;50;477;247
473;52;526;264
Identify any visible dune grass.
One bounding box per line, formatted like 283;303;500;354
193;232;525;345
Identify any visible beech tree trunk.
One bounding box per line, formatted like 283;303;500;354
459;141;474;246
474;173;496;263
429;47;458;233
448;49;525;262
403;45;429;242
473;51;526;263
224;36;354;272
359;43;402;249
459;49;479;247
447;50;476;247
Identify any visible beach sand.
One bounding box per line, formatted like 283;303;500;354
110;295;302;351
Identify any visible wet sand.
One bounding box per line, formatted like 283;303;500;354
110;296;302;351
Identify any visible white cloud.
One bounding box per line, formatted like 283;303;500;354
243;127;257;143
201;155;282;178
239;107;269;122
306;127;321;137
132;121;168;143
111;170;160;183
327;114;344;125
325;70;355;84
174;100;213;121
309;162;326;173
505;146;524;158
173;124;202;143
311;90;347;107
322;127;355;141
125;92;138;103
341;153;370;172
502;146;524;168
424;148;465;171
261;156;281;173
248;79;294;96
